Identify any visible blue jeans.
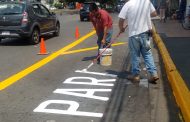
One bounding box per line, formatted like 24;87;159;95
97;28;113;50
96;29;113;62
128;32;157;76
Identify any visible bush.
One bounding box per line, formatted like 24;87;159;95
54;2;64;9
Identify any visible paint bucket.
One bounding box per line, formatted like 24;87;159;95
99;48;112;66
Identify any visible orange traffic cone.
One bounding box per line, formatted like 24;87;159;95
38;38;49;55
75;26;80;39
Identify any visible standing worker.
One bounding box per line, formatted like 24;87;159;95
118;0;159;83
89;3;113;63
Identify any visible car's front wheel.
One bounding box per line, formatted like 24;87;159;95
53;23;60;36
29;28;40;45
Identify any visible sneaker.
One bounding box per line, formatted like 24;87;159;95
127;74;140;83
148;76;159;84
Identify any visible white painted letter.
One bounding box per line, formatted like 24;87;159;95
63;77;116;86
54;89;112;101
33;100;103;117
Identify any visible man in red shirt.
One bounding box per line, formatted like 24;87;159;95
89;3;113;63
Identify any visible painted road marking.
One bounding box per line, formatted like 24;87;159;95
61;42;126;55
34;77;116;118
75;70;118;78
0;30;96;91
63;77;116;86
34;100;103;118
54;89;112;101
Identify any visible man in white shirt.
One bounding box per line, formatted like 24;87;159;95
118;0;159;83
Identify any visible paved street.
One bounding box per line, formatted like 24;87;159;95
0;11;185;122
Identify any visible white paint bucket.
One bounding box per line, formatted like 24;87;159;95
99;48;112;66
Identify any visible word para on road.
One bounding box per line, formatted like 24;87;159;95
33;77;116;118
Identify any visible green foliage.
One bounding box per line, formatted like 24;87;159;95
54;2;63;8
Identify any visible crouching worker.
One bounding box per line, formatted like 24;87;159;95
89;3;113;63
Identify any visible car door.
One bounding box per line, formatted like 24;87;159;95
39;4;55;32
31;4;48;33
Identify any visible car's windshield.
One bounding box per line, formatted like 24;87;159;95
0;3;25;15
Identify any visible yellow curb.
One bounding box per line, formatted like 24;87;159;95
152;25;190;122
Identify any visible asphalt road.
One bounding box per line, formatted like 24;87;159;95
0;13;181;122
0;12;129;122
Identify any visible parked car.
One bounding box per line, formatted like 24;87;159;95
79;2;100;21
68;2;75;9
79;2;92;21
0;0;60;44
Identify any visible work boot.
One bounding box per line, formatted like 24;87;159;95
127;74;140;83
148;75;159;84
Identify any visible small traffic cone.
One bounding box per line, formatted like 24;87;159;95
38;38;49;55
75;26;80;39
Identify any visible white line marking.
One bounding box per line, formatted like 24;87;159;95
54;89;112;101
33;100;103;117
63;77;116;86
75;70;118;78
